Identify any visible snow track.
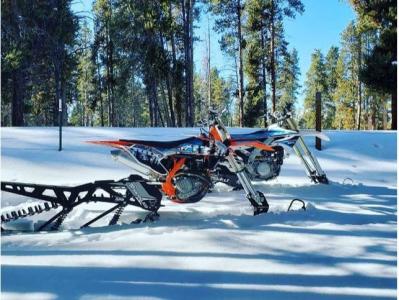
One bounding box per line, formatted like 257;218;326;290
1;127;397;300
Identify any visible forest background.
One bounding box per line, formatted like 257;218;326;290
1;0;397;130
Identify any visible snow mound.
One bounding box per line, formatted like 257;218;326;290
1;127;396;300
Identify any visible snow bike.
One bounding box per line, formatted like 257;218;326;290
1;109;276;231
1;109;324;231
224;109;329;185
91;109;272;215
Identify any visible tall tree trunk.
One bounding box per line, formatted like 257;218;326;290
147;78;159;127
356;80;362;130
96;59;105;126
107;83;111;126
160;81;172;126
10;0;24;126
371;96;376;130
11;70;24;126
237;0;244;127
109;38;115;126
356;37;362;130
392;84;397;130
382;105;387;129
171;42;182;127
147;83;154;127
261;28;267;127
270;0;276;113
183;0;194;126
106;35;111;127
165;76;175;126
159;23;176;127
169;2;182;127
207;16;211;111
189;0;195;124
105;17;114;127
156;98;165;127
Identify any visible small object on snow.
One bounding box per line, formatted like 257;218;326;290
287;199;306;212
343;177;354;185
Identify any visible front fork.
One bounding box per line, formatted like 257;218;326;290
225;152;269;215
286;118;328;184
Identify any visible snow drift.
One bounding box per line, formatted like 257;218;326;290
1;127;397;300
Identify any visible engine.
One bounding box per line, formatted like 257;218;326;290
172;171;211;203
246;146;284;181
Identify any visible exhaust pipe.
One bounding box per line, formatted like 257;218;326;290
111;149;162;180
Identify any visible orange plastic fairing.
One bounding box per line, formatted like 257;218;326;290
86;140;134;149
162;158;186;199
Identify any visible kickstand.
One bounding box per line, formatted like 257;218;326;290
287;199;306;212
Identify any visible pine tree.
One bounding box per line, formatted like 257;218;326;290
276;48;301;114
209;0;245;126
348;0;397;129
302;50;328;128
72;21;96;126
333;22;362;129
244;0;303;127
265;0;304;113
1;1;78;126
324;46;339;128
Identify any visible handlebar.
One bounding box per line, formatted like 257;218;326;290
209;107;228;118
261;111;292;124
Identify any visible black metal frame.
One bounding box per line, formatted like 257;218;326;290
1;177;162;231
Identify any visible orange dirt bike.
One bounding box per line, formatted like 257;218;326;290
226;109;329;185
1;109;325;231
93;109;272;215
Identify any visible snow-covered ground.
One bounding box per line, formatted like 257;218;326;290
1;127;397;300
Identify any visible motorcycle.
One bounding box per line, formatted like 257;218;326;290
1;109;326;231
224;109;329;185
91;109;275;215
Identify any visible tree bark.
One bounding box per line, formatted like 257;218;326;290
146;78;159;127
270;0;276;113
237;0;244;127
356;36;362;130
189;0;195;124
356;80;362;130
11;70;24;126
392;83;397;130
261;29;267;127
171;30;182;127
105;15;115;127
10;0;24;126
159;18;176;127
160;81;172;126
371;96;376;130
169;2;182;127
183;0;194;126
97;63;104;127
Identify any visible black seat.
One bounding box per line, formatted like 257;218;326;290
119;136;204;149
230;130;267;140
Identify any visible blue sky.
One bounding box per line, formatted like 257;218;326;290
72;0;356;108
194;0;356;108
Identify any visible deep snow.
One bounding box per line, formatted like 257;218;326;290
1;127;397;300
